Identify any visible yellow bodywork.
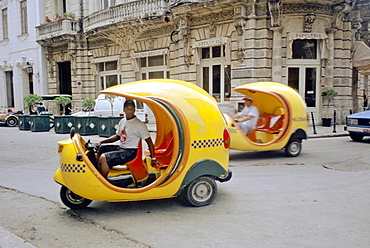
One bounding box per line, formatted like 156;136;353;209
226;82;308;151
54;79;229;202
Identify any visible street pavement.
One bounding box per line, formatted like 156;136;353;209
0;123;348;248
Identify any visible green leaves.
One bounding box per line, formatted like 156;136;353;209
23;94;43;107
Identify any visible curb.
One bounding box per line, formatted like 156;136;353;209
0;226;36;248
308;133;349;139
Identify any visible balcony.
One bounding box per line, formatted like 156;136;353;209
35;0;209;41
36;19;78;42
84;0;174;32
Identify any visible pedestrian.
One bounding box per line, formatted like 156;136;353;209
233;96;259;134
96;99;160;178
363;90;368;110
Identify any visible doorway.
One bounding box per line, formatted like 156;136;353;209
58;62;72;115
288;65;320;124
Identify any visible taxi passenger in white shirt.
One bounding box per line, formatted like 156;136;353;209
234;96;259;134
97;99;159;178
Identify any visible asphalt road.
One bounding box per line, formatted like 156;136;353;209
0;126;369;248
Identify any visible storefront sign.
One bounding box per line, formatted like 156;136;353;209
192;37;229;48
131;48;169;59
290;33;327;40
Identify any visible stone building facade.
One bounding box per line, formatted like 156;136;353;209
33;0;370;123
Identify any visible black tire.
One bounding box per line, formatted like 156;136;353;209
285;139;302;157
349;132;363;142
5;117;18;127
180;176;217;207
60;186;92;209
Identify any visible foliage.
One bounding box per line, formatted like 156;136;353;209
55;96;72;115
322;89;338;118
82;98;96;113
24;94;43;108
55;96;72;106
63;12;75;19
104;94;117;116
321;89;338;99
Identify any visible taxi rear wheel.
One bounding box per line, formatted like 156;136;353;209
60;186;92;209
180;176;217;207
285;139;302;157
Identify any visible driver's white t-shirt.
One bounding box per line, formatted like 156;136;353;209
116;117;150;148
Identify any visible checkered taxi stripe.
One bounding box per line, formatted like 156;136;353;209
191;138;223;149
61;164;86;173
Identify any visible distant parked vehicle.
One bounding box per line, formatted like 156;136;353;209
93;94;149;123
0;109;22;127
345;110;370;141
72;94;150;122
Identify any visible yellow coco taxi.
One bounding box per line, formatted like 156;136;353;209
55;79;231;209
224;82;308;157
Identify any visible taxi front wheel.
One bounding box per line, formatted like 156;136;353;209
180;176;217;207
285;139;302;157
60;186;92;209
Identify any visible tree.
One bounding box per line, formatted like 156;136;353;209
24;94;43;114
104;94;117;116
55;96;72;115
321;89;338;121
82;98;96;115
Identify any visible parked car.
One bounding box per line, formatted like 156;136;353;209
0;110;22;127
93;94;149;123
345;110;370;141
72;94;150;123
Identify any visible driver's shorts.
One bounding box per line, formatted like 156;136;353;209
100;145;137;168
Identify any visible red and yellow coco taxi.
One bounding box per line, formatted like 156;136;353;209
55;79;231;209
224;82;308;157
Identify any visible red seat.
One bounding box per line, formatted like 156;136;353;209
257;114;285;134
247;113;284;141
247;114;270;142
125;140;148;182
145;132;174;168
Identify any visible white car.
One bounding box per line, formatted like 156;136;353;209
93;94;149;123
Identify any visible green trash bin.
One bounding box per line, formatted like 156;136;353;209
98;116;122;137
73;116;98;135
54;116;74;134
18;115;31;130
30;115;52;132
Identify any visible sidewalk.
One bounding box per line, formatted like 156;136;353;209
307;124;348;139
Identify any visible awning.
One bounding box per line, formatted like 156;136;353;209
353;41;370;74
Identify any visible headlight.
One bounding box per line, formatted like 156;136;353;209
347;118;358;125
